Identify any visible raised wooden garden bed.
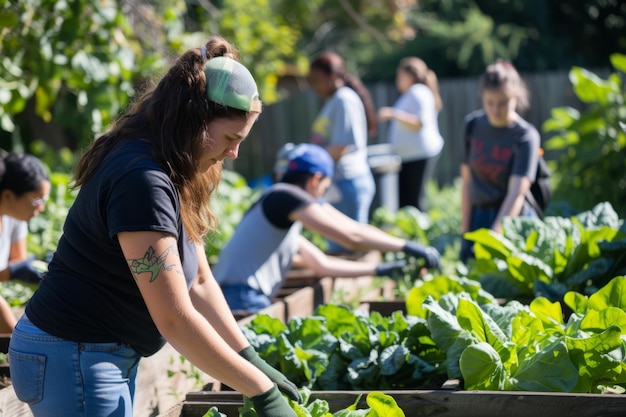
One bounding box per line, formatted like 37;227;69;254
158;389;626;417
234;274;334;327
359;300;407;315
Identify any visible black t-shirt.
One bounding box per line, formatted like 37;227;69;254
261;183;315;229
26;140;198;357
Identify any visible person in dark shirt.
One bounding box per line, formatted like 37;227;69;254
215;143;441;312
9;36;298;417
460;60;541;262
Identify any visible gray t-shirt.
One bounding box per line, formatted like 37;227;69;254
214;183;316;298
310;86;370;180
462;110;540;207
0;216;28;270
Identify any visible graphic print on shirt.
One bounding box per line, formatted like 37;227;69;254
469;136;513;187
311;116;330;146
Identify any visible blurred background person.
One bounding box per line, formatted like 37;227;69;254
0;152;50;332
378;57;444;212
460;60;540;263
308;51;377;254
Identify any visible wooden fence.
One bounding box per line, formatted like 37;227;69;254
227;69;585;187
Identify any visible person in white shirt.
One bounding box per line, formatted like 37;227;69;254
308;51;378;253
378;57;444;212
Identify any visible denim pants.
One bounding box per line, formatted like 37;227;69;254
326;173;375;253
9;314;141;417
460;202;538;263
220;284;272;312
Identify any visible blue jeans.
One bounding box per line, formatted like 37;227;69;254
460;202;538;263
9;314;141;417
221;284;271;312
326;173;375;253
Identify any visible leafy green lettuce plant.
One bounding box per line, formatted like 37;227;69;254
405;275;498;319
203;389;407;417
465;202;626;301
423;276;626;393
242;304;447;391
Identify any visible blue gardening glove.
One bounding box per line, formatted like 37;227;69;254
250;385;297;417
8;257;43;284
403;242;441;269
239;346;302;404
374;260;407;277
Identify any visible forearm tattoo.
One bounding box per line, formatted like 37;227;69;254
128;244;180;282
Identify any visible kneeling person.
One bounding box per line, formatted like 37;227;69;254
214;144;440;312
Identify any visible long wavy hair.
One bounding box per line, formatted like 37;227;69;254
309;51;378;137
74;36;254;242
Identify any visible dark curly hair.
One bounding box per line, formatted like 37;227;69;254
0;153;49;196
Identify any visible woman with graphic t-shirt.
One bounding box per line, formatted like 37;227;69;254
460;60;540;263
308;51;376;254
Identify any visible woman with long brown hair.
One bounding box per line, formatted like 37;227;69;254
9;36;298;417
378;57;444;212
308;51;377;254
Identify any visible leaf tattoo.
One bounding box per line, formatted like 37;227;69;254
128;246;176;282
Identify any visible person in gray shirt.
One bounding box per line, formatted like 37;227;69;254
215;143;440;312
308;52;377;253
460;60;540;262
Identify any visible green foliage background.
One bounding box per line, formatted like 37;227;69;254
543;53;626;217
2;0;624;153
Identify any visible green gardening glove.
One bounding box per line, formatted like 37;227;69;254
250;384;297;417
239;346;302;404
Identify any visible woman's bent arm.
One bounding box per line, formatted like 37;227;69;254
117;231;273;398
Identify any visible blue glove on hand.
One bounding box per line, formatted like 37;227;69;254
250;384;296;417
374;260;407;277
403;242;441;269
239;346;302;404
8;258;43;284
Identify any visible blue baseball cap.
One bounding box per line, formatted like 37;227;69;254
286;144;334;178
